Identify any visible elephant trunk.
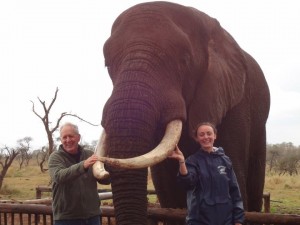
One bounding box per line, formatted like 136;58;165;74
110;168;148;225
103;121;152;225
100;70;186;224
101;82;159;225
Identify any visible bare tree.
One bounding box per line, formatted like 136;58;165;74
81;140;98;152
31;87;98;172
266;144;281;172
0;146;20;189
267;142;300;175
36;146;51;172
16;136;33;169
277;150;300;176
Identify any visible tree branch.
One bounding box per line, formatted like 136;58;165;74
47;87;59;113
31;101;43;120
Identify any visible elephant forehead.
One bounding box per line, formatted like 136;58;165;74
109;4;201;48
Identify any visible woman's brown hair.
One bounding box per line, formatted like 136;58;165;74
193;122;217;138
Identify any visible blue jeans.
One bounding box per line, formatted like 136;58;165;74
54;215;101;225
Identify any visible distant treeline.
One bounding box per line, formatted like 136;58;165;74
266;142;300;175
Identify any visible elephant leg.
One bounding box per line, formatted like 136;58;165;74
246;55;269;212
151;160;186;208
247;124;267;212
151;160;186;225
215;104;250;210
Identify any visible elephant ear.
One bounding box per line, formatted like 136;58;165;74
188;22;247;132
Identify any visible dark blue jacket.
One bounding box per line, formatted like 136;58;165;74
177;147;244;225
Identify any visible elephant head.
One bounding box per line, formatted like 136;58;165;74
93;2;270;225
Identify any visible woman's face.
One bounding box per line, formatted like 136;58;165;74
195;125;216;152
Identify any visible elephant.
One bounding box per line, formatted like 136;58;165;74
92;2;270;225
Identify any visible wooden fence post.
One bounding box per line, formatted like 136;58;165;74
263;192;271;213
36;186;42;199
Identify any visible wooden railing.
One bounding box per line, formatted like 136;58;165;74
35;186;113;199
0;203;53;225
0;186;298;225
35;186;271;213
105;207;300;225
0;203;300;225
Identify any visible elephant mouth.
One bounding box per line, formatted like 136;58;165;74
92;120;182;179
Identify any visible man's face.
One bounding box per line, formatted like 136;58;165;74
60;125;81;154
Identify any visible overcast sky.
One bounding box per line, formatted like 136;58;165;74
0;0;299;149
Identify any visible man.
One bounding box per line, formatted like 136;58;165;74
49;122;102;225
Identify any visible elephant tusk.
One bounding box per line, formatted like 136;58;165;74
92;130;110;180
98;120;182;169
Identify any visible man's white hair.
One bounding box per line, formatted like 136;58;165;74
59;122;80;135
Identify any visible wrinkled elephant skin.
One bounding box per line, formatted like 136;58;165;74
99;2;270;225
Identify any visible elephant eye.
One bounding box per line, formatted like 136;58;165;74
179;52;191;71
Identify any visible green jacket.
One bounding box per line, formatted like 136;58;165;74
48;145;101;220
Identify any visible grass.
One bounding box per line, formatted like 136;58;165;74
1;162;299;215
1;164;51;200
264;171;300;214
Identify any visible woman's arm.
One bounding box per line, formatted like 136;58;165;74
168;145;188;175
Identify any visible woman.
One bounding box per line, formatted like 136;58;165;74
168;122;244;225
